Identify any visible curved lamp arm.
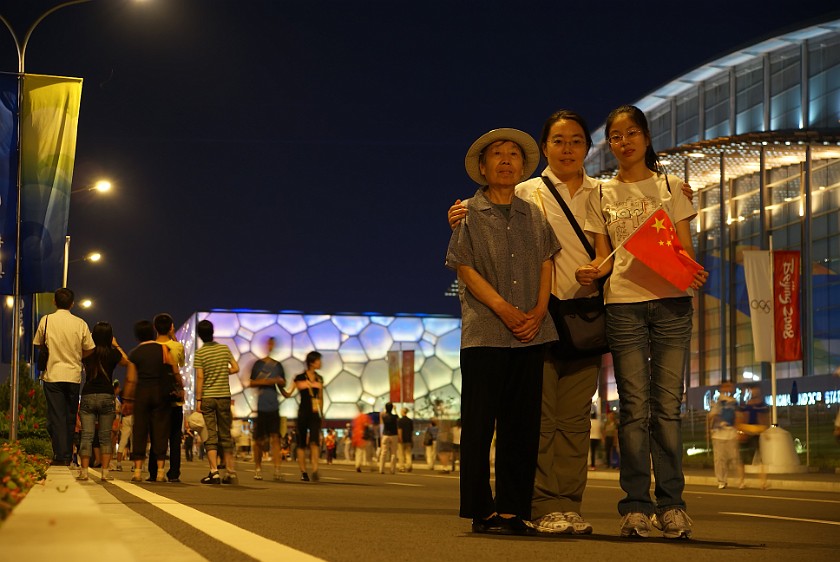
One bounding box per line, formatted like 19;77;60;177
0;0;93;73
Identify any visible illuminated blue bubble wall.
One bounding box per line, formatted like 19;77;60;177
176;310;462;421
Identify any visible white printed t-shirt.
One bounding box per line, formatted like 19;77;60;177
584;173;696;304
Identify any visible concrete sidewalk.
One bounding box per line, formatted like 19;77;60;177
1;461;837;560
0;466;207;561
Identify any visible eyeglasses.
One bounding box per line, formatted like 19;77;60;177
607;129;643;145
548;138;586;149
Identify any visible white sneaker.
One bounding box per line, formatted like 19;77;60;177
527;512;573;534
620;512;653;538
652;508;693;539
254;470;263;480
563;512;593;535
718;482;727;489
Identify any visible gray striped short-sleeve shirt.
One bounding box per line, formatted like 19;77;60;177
195;341;234;398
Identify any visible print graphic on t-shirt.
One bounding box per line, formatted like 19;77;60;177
604;196;658;244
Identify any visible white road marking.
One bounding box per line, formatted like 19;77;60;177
700;491;840;504
386;482;423;487
720;512;840;526
91;469;324;561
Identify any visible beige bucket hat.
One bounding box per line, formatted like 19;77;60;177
464;128;540;186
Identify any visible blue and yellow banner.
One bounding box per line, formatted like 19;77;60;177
19;74;83;294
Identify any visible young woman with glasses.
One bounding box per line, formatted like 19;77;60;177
576;104;708;540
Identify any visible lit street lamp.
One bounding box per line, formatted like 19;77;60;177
70;250;102;264
71;179;112;195
79;299;93;309
63;248;103;287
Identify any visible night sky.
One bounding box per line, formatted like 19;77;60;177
0;0;837;344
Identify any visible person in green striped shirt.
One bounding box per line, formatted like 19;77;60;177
194;319;240;484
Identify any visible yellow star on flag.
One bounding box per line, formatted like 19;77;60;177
652;217;666;232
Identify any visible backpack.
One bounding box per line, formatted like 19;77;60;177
423;427;434;446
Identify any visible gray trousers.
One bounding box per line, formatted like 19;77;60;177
531;351;600;519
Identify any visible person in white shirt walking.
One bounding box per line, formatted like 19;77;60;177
34;288;95;466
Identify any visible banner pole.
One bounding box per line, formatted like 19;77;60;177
769;235;778;426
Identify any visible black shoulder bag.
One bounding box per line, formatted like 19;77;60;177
540;176;610;360
37;315;50;372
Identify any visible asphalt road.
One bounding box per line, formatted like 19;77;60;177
100;459;839;562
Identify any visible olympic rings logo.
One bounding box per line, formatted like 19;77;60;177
750;299;771;313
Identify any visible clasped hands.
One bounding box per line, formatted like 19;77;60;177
497;302;544;343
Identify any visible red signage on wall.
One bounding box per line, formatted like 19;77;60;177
773;250;802;362
401;350;415;403
388;351;401;403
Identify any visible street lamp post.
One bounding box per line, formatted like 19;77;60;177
64;178;111;285
0;0;95;441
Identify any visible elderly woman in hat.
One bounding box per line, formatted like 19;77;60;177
445;128;560;535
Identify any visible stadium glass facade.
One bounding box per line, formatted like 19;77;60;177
176;311;462;422
584;18;840;408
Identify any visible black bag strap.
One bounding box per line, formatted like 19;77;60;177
540;176;596;260
43;314;49;349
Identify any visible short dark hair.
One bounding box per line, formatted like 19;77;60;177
133;320;155;342
153;313;174;336
385;402;393;412
196;320;214;343
54;288;74;309
539;109;593;155
305;351;322;368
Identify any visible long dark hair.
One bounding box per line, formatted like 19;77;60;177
604;104;663;174
91;322;114;380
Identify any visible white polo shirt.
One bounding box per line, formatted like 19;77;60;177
33;309;95;384
516;167;600;300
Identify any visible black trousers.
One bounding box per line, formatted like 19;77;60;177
130;383;170;461
459;345;544;520
149;405;183;479
43;381;80;463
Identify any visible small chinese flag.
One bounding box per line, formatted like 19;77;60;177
622;209;703;291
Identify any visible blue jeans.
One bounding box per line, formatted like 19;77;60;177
43;381;80;463
79;393;116;457
607;298;692;516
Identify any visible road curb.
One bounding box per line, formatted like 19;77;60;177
585;467;840;493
